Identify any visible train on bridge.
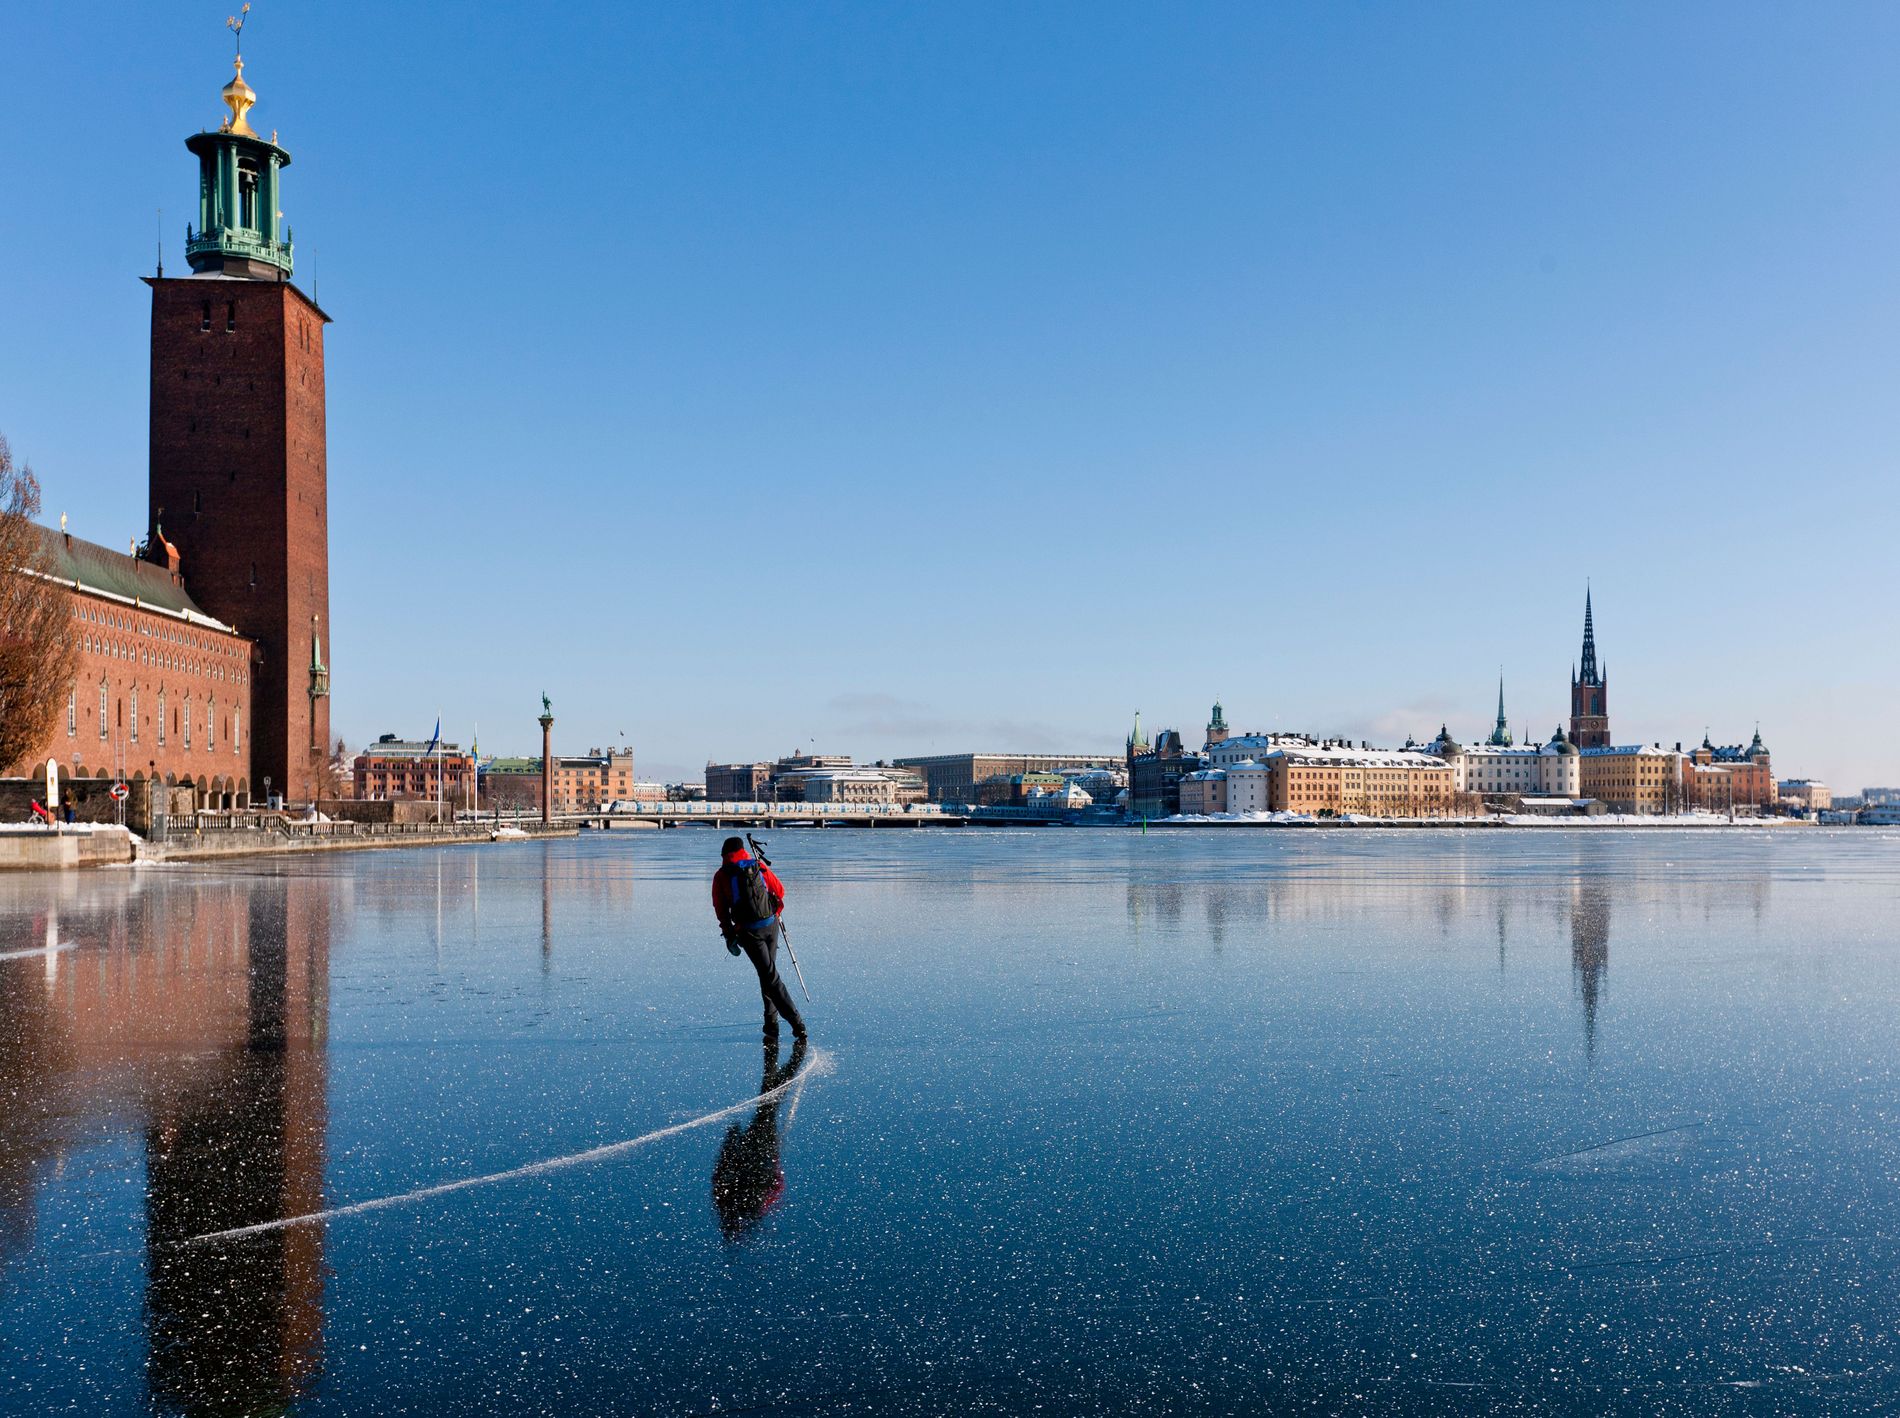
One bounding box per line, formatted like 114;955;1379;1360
573;800;970;829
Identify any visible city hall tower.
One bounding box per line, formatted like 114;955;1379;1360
145;35;331;802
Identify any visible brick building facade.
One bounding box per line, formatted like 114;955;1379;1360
472;751;635;814
145;274;331;802
353;734;476;803
550;750;637;813
1684;732;1776;812
26;525;254;805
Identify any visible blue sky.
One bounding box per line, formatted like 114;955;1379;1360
3;4;1897;787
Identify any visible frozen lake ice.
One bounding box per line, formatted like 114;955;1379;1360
1;828;1897;1414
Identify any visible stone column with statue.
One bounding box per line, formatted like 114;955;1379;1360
539;695;554;826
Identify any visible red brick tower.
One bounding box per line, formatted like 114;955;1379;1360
1569;587;1610;749
146;46;331;803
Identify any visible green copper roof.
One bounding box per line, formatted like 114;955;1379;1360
27;523;226;626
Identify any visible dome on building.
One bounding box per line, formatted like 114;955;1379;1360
1433;724;1464;758
1547;725;1580;756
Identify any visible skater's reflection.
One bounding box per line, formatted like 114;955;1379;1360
711;1039;806;1241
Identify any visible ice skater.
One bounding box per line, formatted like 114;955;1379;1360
712;835;807;1043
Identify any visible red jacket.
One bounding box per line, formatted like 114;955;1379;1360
712;852;785;931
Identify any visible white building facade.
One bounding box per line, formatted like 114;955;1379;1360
1428;725;1582;799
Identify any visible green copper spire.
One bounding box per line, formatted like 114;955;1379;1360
307;618;329;700
184;22;294;279
1127;710;1149;754
1487;674;1513;746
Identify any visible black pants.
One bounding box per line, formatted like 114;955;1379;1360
738;923;804;1038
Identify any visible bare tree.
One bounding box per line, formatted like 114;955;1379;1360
0;436;78;775
484;773;541;815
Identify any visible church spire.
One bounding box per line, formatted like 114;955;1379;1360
1569;583;1611;749
1487;674;1512;746
1578;586;1601;687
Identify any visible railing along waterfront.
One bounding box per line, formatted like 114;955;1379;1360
156;813;538;846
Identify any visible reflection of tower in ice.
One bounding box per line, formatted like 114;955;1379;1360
541;840;554;969
1567;880;1611;1060
1124;879;1185;932
144;874;332;1414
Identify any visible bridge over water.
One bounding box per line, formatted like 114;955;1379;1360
561;801;974;830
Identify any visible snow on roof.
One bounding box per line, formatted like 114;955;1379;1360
1449;741;1565;758
1262;744;1450;770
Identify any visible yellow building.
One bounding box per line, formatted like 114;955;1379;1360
549;749;636;813
1578;745;1682;814
1226;742;1457;817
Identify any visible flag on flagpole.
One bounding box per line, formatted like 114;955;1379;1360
424;717;440;757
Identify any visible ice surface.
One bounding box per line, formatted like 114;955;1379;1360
1;829;1898;1414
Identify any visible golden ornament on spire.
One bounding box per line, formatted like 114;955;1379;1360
221;4;258;136
222;57;258;135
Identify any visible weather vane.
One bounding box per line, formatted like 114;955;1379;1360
227;3;252;57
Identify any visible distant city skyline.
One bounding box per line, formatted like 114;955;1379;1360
3;5;1897;789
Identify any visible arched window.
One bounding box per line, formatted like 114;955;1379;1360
98;680;109;740
157;688;167;746
232;707;241;753
131;686;139;745
67;688;76;738
182;698;191;750
206;697;216;751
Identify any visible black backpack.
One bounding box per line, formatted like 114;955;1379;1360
727;860;776;927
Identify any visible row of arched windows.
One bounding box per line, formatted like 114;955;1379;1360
72;601;247;687
67;680;240;755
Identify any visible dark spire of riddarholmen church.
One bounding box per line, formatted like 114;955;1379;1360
1577;586;1602;687
1568;584;1611;749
